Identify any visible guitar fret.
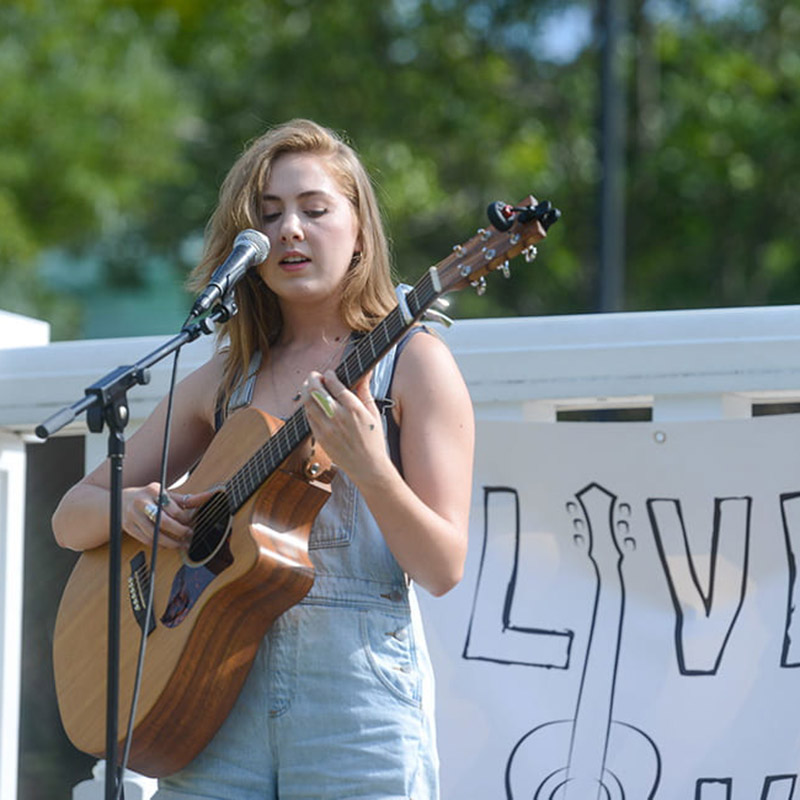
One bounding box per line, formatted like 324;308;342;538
232;476;246;508
411;272;438;312
338;355;354;387
406;287;420;318
224;408;312;514
368;321;389;365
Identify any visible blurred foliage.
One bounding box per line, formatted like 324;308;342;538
627;0;800;310
3;0;800;338
0;0;195;333
3;0;798;339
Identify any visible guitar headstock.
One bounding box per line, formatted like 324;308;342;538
434;195;561;296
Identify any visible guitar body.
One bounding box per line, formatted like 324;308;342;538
53;407;330;777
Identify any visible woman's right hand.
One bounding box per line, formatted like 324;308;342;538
122;483;203;549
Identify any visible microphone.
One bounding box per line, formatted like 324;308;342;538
188;229;270;318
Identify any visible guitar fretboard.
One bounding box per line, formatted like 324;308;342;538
225;270;440;512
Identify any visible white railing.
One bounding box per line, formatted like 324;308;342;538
2;303;800;797
6;303;800;436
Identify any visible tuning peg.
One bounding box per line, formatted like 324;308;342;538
471;276;487;296
489;198;563;232
538;202;561;230
501;260;511;278
487;201;515;232
524;246;538;263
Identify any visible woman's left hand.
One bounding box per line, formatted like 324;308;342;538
301;369;389;482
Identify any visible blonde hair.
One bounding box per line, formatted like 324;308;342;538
189;119;397;412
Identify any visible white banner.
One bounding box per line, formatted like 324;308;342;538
421;415;800;799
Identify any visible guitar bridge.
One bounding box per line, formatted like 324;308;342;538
128;551;156;636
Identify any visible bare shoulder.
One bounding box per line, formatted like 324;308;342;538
178;349;228;423
391;328;472;421
390;327;474;539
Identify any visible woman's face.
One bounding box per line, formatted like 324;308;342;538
257;152;361;307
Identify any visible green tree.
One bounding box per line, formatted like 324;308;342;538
0;0;195;336
627;0;800;309
2;0;589;337
121;0;583;319
5;0;800;337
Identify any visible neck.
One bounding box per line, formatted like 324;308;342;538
277;300;350;352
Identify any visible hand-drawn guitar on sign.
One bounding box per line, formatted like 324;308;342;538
52;196;561;778
505;483;661;799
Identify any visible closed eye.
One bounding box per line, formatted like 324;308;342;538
261;208;327;223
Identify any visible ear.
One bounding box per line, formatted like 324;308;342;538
351;230;363;266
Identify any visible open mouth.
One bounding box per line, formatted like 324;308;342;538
280;254;310;268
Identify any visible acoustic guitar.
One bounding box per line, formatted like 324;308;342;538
53;196;560;777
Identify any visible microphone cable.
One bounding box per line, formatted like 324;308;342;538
115;336;184;800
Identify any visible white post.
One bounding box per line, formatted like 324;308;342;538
0;433;26;800
72;760;157;800
0;311;48;800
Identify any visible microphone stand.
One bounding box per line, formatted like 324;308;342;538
37;298;235;800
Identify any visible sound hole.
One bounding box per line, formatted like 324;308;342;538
183;490;232;567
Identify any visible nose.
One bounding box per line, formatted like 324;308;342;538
279;211;304;243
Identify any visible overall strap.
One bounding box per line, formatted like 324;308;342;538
214;350;263;432
373;326;432;475
372;283;439;474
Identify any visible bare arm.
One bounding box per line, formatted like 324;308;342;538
304;331;474;596
51;354;225;552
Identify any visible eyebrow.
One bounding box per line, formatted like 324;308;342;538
261;189;334;202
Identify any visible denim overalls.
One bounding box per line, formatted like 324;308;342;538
157;334;439;800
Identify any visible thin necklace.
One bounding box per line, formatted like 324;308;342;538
270;334;349;411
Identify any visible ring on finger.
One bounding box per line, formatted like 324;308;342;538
143;501;159;524
311;389;336;419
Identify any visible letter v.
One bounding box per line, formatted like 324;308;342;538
647;497;751;675
779;492;800;667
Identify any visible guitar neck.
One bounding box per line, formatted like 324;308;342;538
337;269;441;386
224;268;442;513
